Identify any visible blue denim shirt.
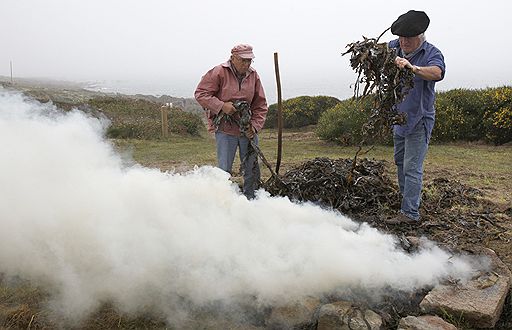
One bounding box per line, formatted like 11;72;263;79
389;39;446;141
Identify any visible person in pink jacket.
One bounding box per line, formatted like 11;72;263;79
194;44;268;199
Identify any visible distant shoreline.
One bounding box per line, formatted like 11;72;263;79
0;75;204;114
0;75;193;98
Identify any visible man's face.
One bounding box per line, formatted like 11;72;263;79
399;35;422;54
231;55;252;74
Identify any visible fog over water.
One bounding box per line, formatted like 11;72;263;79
1;0;511;103
0;87;483;322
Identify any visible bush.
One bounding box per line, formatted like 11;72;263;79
312;86;512;146
316;98;372;145
433;89;486;142
481;86;512;144
169;109;204;136
265;96;341;129
433;86;512;144
106;122;161;139
89;96;204;139
432;94;467;142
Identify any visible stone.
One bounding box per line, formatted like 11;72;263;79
420;248;511;328
180;318;263;330
317;300;382;330
265;296;321;329
397;315;457;330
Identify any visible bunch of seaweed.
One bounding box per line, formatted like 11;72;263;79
342;30;414;137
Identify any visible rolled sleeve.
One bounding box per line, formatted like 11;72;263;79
427;50;446;81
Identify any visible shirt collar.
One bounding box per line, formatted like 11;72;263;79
402;40;427;59
222;60;254;75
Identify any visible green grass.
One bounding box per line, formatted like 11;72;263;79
114;135;216;167
112;129;512;205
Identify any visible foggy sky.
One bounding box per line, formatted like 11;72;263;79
1;0;510;102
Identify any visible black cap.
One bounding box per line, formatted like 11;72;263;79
391;10;430;37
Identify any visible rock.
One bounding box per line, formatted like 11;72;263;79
265;296;321;330
317;300;382;330
420;248;511;328
397;315;457;330
180;316;263;330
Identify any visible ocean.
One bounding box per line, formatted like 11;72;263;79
83;77;355;104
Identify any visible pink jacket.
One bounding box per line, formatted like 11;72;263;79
194;61;268;135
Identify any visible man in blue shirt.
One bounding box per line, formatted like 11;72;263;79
384;10;446;224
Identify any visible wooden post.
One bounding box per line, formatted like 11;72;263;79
10;61;13;83
274;52;283;175
161;105;169;138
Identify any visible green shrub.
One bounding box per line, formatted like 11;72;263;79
432;94;467;142
89;96;204;139
433;86;512;144
169;109;204;136
481;86;512;144
106;126;136;139
89;97;161;120
316;98;371;145
265;96;341;128
433;89;486;142
313;86;512;146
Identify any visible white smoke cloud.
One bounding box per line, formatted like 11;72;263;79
0;87;478;322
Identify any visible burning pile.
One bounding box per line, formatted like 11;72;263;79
263;157;400;216
263;158;510;249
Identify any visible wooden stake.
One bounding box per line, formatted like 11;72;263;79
274;52;283;175
161;105;169;138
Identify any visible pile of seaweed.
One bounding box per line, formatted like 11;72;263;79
263;157;511;251
263;157;400;216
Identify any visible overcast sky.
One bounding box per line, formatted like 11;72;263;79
1;0;510;102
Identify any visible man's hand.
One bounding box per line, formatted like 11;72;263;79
246;125;256;139
395;56;414;70
395;56;443;81
221;102;236;115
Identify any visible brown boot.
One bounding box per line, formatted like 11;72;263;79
384;213;418;225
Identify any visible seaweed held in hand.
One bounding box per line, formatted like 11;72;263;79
342;35;415;136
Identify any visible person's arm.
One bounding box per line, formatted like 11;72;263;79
194;67;236;115
395;56;443;81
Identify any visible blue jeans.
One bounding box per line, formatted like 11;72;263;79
215;131;260;199
393;120;429;220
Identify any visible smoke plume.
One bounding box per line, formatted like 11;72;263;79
0;88;478;322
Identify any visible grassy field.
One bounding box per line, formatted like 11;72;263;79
113;128;512;207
